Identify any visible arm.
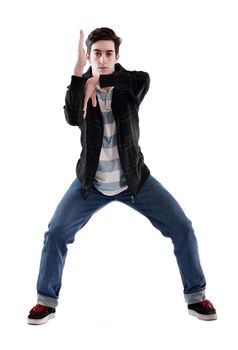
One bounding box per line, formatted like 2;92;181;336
73;29;87;77
64;76;85;127
65;70;150;124
81;70;150;119
64;30;87;127
99;70;150;105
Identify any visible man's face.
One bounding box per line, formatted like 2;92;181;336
87;40;119;77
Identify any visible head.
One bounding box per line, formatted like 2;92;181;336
85;27;121;77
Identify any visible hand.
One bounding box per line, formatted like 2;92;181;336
83;77;99;118
74;29;87;76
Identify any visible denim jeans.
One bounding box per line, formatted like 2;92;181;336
36;175;206;308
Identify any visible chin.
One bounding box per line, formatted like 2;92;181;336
98;68;114;75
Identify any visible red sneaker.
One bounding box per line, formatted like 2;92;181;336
188;299;217;321
27;304;56;325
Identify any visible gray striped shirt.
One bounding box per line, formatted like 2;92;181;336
93;86;128;196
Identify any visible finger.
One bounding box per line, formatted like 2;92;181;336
92;92;97;107
79;29;84;48
83;96;89;118
83;101;87;115
83;98;87;118
83;107;87;119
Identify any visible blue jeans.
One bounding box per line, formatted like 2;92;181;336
36;176;206;307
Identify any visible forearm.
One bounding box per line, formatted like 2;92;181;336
73;63;84;77
99;70;150;103
64;76;85;127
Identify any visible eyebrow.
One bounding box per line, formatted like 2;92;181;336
93;49;115;53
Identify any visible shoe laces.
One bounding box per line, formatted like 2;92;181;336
31;304;49;313
200;300;215;310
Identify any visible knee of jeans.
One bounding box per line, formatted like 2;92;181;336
172;219;197;248
162;216;194;241
176;216;194;234
44;224;75;245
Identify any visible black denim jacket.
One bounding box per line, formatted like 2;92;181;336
64;63;150;199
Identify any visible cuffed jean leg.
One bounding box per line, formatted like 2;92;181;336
116;175;206;303
36;179;113;307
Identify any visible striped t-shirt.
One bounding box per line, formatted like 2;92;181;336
93;86;128;196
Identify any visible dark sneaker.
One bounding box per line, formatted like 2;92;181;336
27;304;56;325
188;299;217;321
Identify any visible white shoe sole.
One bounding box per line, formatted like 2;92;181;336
27;313;55;325
188;309;217;321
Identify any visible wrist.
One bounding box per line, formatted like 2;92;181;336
74;63;85;77
93;76;99;84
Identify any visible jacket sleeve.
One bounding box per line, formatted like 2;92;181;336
99;70;150;105
63;75;85;127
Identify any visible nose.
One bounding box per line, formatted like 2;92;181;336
99;54;107;65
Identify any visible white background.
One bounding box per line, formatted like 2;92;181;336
0;0;237;349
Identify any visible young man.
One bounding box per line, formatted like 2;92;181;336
27;27;217;325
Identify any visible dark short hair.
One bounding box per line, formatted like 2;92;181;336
86;27;121;55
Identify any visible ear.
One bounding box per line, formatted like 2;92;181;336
116;54;119;62
86;53;91;63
